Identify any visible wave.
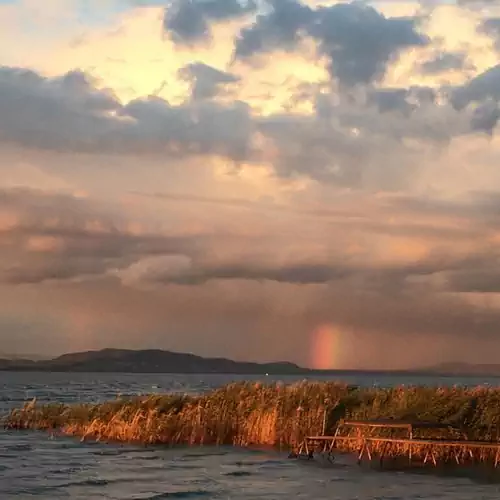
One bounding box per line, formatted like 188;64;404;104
222;470;253;477
141;490;213;499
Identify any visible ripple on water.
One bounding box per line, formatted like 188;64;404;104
140;491;214;500
5;443;33;452
223;471;254;477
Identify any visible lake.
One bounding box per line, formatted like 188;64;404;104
2;371;500;499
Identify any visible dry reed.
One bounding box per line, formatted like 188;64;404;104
5;382;500;451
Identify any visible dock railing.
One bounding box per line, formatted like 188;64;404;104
293;418;500;468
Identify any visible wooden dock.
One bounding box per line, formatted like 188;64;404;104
292;419;500;469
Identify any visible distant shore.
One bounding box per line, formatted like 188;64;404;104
3;348;500;377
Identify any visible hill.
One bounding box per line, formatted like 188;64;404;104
0;348;309;375
2;349;499;376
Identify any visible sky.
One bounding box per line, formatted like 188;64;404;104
2;0;500;369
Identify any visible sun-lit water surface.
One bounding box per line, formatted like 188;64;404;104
2;371;500;499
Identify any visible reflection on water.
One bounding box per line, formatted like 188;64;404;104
2;371;500;499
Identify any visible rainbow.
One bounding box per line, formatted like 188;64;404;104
310;324;341;369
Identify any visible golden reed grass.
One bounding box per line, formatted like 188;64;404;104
5;382;500;454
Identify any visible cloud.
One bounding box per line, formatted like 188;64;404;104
7;185;497;291
234;0;427;86
367;87;413;114
456;0;491;6
451;64;500;109
0;188;200;285
112;238;500;293
234;0;314;58
110;254;193;286
178;62;239;100
308;2;428;86
107;190;500;295
0;67;120;152
120;95;253;159
252;86;476;187
1;59;499;191
0;66;253;160
164;0;256;44
480;17;500;51
470;100;500;134
439;269;500;294
116;257;350;286
420;51;471;74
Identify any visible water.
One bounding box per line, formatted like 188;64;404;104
2;372;500;499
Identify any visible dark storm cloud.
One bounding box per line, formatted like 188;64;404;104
309;278;500;346
441;269;500;294
234;0;314;58
2;261;106;285
121;96;252;160
367;88;410;114
142;261;352;285
0;67;120;151
406;86;436;105
164;0;256;44
134;189;486;241
234;0;427;85
366;86;437;114
251;86;472;186
133;244;500;293
420;51;470;74
7;186;500;363
178;62;239;100
0;66;253;161
3;187;489;288
131;262;371;286
387;190;500;226
457;0;491;5
0;188;202;284
256;110;371;185
479;17;500;51
451;64;500;109
470;100;500;134
307;3;428;86
165;1;209;43
116;189;500;289
0;63;497;188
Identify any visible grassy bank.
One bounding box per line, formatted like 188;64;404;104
5;382;500;448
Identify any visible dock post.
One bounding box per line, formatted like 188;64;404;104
379;442;388;468
357;438;366;465
408;428;413;465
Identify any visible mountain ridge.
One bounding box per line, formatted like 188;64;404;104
0;348;309;374
1;349;500;375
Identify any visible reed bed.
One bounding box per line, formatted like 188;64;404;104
5;382;500;451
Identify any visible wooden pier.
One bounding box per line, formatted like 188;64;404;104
292;419;500;469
